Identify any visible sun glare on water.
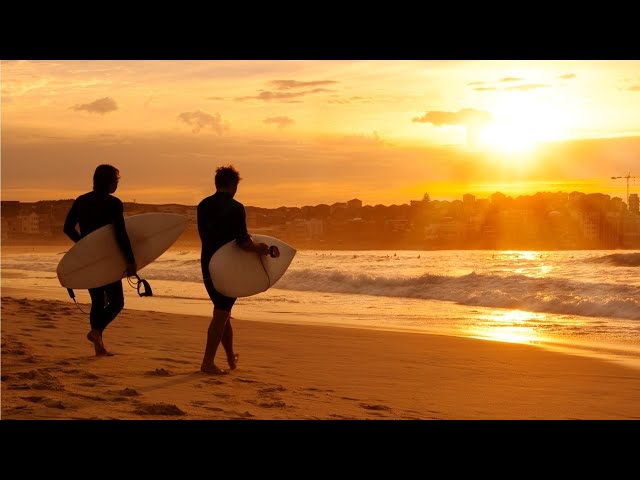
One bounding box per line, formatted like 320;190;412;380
469;309;547;345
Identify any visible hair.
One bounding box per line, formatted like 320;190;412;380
214;164;241;189
93;164;120;192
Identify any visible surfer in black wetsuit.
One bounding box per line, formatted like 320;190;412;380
63;164;137;356
197;164;279;375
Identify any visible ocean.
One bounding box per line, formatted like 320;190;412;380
2;247;639;370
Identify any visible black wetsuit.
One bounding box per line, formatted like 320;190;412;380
197;191;250;311
63;191;135;333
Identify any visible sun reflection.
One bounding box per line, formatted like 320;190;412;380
468;309;547;345
498;251;553;278
501;251;540;261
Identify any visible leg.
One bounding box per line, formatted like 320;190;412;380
201;308;230;374
87;286;112;356
221;315;239;370
100;280;125;331
201;277;237;374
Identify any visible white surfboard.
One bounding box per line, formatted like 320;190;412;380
57;213;189;289
209;234;296;298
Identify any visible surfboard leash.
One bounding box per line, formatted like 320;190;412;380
67;288;89;314
126;274;153;297
67;272;153;315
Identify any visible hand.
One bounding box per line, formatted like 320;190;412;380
126;261;138;277
257;242;271;256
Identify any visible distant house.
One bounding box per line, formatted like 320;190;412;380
330;202;347;214
347;198;362;209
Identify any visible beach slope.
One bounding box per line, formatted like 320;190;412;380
2;295;639;420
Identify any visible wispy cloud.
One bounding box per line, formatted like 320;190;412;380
235;88;333;102
269;80;338;90
473;87;496;91
500;77;523;82
178;110;227;134
504;83;550;92
264;116;295;129
72;97;118;115
559;73;576;79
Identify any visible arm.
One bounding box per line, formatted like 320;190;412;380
238;236;272;256
111;199;137;276
235;207;279;257
63;201;82;243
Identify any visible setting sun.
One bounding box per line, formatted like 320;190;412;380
477;90;573;154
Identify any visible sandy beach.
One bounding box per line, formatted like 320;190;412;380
2;293;639;420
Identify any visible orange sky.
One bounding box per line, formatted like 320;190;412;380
2;60;639;207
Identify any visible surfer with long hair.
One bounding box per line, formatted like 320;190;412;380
63;164;137;356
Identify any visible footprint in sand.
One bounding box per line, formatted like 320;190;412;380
359;403;392;411
8;383;32;390
145;368;172;376
227;410;255;418
107;387;140;397
133;402;186;416
21;395;45;403
256;400;286;408
69;392;107;402
233;377;260;384
258;385;287;395
43;399;65;409
202;378;225;386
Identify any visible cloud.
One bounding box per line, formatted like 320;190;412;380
473;87;496;91
327;95;377;104
235;88;333;102
264;116;295;129
412;108;493;149
206;96;225;100
178;110;226;134
504;83;550;92
325;131;390;147
500;77;522;82
269;80;338;90
72;97;118;115
412;108;492;127
626;85;640;91
559;73;576;79
467;81;484;86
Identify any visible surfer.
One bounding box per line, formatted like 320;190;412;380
63;164;137;356
197;164;280;375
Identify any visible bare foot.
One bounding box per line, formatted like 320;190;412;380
227;353;239;370
200;364;228;375
95;348;114;357
87;329;113;357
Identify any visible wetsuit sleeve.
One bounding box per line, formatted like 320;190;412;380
63;201;82;243
197;201;212;246
234;206;251;245
111;199;136;264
